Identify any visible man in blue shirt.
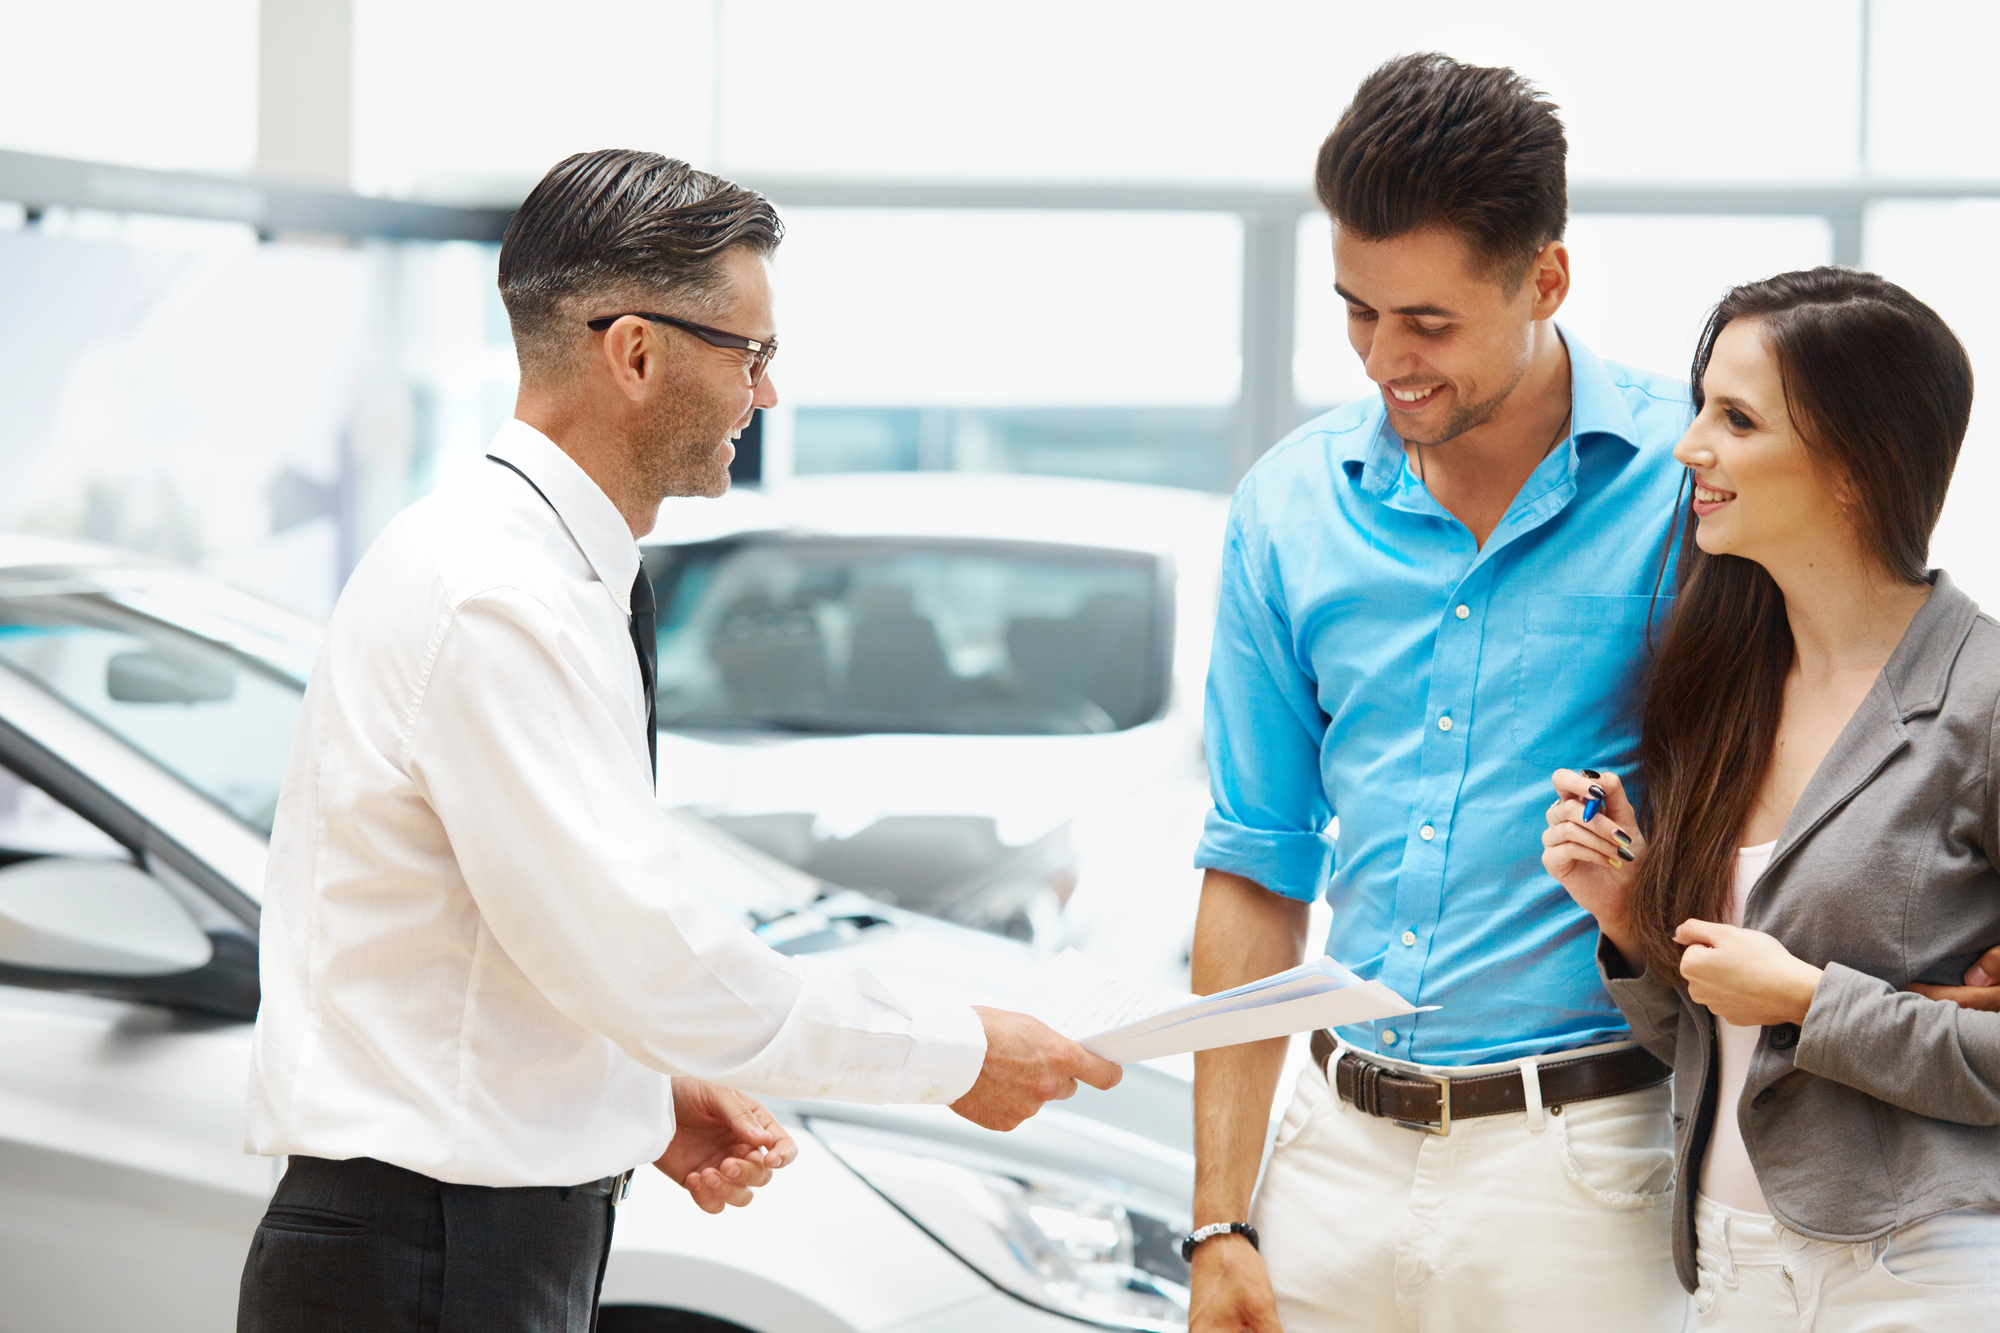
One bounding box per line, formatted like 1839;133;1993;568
1184;55;1693;1332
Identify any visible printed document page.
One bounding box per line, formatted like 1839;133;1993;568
1030;952;1431;1064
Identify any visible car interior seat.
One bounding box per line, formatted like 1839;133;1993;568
707;589;829;716
1005;592;1155;732
842;584;952;718
1075;591;1155;728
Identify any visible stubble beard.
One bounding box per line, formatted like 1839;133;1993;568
1399;358;1530;450
633;377;740;502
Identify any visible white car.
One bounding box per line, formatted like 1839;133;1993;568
0;535;1196;1333
643;473;1231;991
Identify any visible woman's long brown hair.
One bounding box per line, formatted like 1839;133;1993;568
1631;267;1974;981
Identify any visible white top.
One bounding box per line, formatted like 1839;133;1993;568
1697;840;1779;1215
245;420;987;1187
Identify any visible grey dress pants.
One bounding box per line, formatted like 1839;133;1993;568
237;1155;617;1333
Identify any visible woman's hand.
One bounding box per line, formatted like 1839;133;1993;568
1675;919;1823;1026
1541;768;1644;966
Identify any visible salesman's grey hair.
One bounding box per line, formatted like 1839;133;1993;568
498;149;783;382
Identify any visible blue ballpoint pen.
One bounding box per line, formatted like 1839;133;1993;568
1581;793;1603;823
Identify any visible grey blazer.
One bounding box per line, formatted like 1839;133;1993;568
1601;572;2000;1294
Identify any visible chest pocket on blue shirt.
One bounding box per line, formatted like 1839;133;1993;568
1510;594;1665;771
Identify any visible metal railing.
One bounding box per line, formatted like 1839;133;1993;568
6;148;1997;482
0;148;508;242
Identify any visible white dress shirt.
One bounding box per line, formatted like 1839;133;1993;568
246;420;987;1187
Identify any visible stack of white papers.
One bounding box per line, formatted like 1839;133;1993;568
1034;953;1432;1064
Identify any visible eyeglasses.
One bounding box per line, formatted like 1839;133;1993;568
585;311;778;387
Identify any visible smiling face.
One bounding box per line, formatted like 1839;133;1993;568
1673;317;1855;567
1334;226;1567;447
635;246;781;501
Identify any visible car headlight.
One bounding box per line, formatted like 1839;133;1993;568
807;1117;1190;1331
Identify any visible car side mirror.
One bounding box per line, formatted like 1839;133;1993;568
0;858;214;976
106;649;236;704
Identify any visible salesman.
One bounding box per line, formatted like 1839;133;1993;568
238;148;1120;1333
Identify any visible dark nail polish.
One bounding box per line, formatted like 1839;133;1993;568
1617;846;1636;862
1588;784;1606;801
1582;769;1602;779
1615;829;1632;845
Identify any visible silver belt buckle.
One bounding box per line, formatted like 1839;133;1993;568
1390;1068;1453;1137
612;1169;633;1205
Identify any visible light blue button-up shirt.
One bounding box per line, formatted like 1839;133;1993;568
1196;331;1690;1065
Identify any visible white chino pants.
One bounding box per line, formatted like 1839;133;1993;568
1251;1043;1689;1333
1692;1194;2000;1331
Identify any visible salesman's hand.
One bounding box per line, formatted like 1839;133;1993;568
1189;1233;1283;1333
951;1006;1122;1131
657;1077;798;1214
1909;944;2000;1010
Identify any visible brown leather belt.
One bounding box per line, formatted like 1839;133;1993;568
1311;1029;1669;1136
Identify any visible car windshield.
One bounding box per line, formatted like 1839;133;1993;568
647;536;1168;736
0;566;877;929
0;570;314;835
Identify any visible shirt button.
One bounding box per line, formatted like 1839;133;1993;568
1401;930;1417;946
1437;716;1453;732
1420;824;1436;841
1455;604;1470;619
1381;1030;1399;1047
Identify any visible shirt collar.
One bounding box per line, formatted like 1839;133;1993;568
1343;325;1644;496
1564;330;1644;453
486;419;642;614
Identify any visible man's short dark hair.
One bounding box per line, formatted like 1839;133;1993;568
1315;54;1566;287
498;149;783;379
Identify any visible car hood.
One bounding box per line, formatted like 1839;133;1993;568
655;720;1203;923
656;721;1195;842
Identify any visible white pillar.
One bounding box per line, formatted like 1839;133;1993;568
255;0;353;188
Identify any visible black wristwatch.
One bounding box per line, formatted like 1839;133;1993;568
1181;1221;1259;1262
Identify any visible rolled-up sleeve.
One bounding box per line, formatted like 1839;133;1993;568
1193;489;1334;902
407;588;987;1107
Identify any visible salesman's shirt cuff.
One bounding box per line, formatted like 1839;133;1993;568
900;1001;989;1107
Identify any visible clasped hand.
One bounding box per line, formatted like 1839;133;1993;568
1673;919;1821;1027
657;1076;798;1214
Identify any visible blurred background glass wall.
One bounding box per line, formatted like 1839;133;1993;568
1;0;1997;616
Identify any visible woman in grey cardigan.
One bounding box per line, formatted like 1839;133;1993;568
1542;267;1998;1329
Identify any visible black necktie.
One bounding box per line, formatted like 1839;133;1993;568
629;567;658;785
